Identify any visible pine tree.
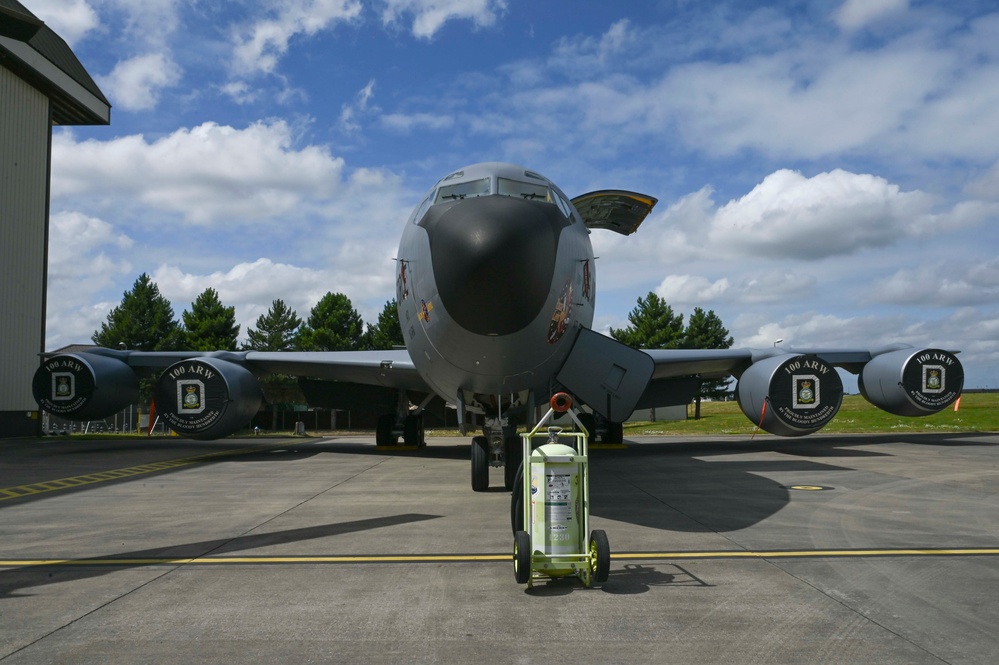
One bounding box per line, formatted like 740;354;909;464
609;292;684;349
182;288;240;351
682;307;734;404
297;292;365;351
244;299;305;429
244;299;302;351
364;299;404;350
92;274;183;351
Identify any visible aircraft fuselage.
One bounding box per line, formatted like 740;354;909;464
395;162;595;416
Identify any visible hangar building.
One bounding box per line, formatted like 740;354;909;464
0;1;110;436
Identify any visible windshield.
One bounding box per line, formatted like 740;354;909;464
498;178;551;202
435;178;491;203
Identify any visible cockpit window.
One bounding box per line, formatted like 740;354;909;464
435;178;490;203
498;177;551;202
554;191;573;219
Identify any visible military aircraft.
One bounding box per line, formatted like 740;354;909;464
34;162;964;492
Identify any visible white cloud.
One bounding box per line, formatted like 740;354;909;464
105;0;181;48
869;259;999;307
221;81;259;105
96;53;182;111
480;12;999;167
893;62;999;160
380;112;455;133
26;0;99;46
655;275;731;304
655;45;953;160
594;168;974;276
48;211;133;265
45;212;135;349
834;0;909;31
380;0;507;39
654;272;819;309
154;259;327;329
153;256;397;344
231;0;362;75
708;169;934;259
340;80;377;132
52;121;347;225
734;310;904;350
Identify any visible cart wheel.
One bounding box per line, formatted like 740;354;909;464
471;436;489;492
589;529;610;584
510;461;524;534
514;530;531;584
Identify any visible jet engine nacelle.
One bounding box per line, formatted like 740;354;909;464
859;348;963;417
32;353;139;420
154;358;262;439
737;354;844;437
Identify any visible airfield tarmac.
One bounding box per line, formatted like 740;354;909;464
2;432;998;664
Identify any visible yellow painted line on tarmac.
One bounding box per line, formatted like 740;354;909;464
4;547;999;568
0;444;291;502
615;548;999;560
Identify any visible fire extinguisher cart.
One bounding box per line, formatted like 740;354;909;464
513;393;610;588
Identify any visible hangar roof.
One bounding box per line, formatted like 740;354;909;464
0;0;110;125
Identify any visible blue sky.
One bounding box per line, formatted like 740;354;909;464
29;0;999;388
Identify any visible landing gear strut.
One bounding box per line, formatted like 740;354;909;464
469;416;520;492
375;391;428;447
376;413;425;447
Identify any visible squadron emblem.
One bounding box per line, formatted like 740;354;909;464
177;380;206;414
923;365;945;393
183;384;201;409
792;375;821;409
53;374;73;400
797;380;815;404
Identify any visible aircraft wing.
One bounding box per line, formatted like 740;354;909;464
634;344;963;436
89;348;430;392
34;347;434;438
570;190;658;235
641;345;938;380
643;348;755;380
241;350;429;392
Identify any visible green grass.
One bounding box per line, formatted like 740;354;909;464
47;393;997;439
624;392;999;436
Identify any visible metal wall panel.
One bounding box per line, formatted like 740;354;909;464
0;65;49;415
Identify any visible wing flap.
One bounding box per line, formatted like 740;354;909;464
556;328;655;421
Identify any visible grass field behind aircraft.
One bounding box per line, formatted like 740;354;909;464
45;393;999;440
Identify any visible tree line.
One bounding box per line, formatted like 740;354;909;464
91;273;403;352
90;275;733;404
610;292;734;400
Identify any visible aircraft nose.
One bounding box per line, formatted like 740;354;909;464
421;196;568;336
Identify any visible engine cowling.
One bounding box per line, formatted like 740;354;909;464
737;354;844;437
154;358;262;439
32;353;139;420
859;348;963;416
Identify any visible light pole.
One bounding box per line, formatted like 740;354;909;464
774;338;784;348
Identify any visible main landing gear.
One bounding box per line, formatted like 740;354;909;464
470;417;521;492
375;413;426;447
375;391;428;447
